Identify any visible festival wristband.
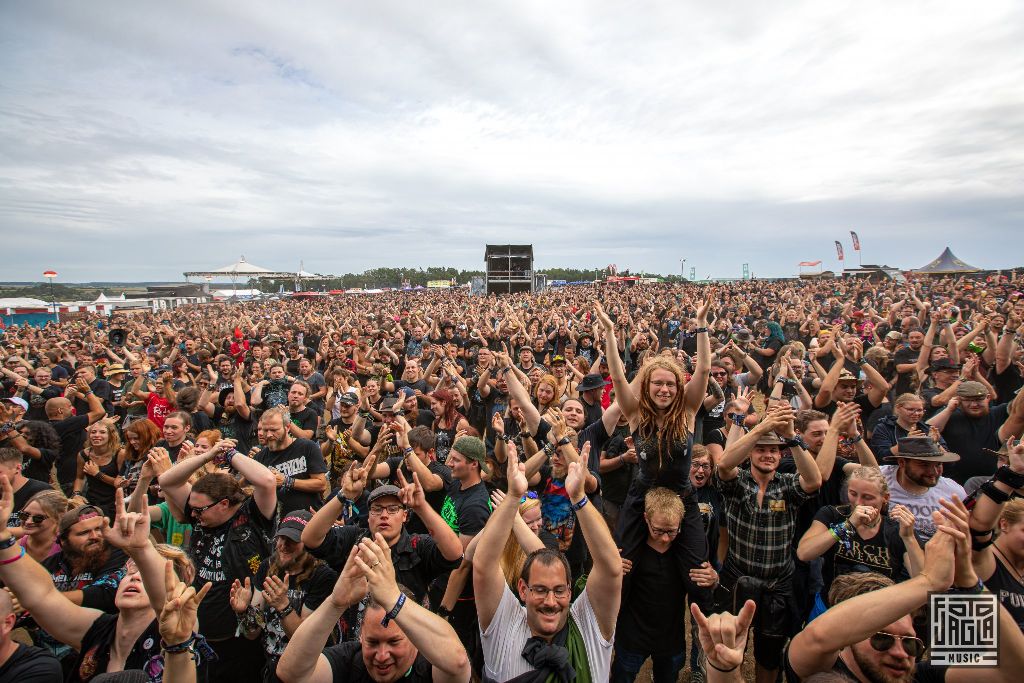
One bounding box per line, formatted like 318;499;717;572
0;547;26;565
994;465;1024;490
381;592;406;627
0;535;17;550
693;327;709;334
571;496;589;511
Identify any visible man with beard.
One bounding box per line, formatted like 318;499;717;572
255;408;328;515
21;367;62;420
322;391;371;490
475;444;622;682
298;357;328;416
786;500;1024;683
880;437;965;541
252;363;292;410
158;437;279;682
285;380;320;441
69;363;114;416
714;406;821;683
276;533;471;683
0;447;49;529
230;510;338;682
34;504;127;666
199;374;254;454
927;381;1024;483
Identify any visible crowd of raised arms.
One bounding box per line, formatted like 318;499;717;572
1;274;1024;683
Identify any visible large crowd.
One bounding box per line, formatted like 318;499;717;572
0;274;1023;683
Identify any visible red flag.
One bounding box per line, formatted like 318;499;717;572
799;260;822;267
835;241;845;261
850;231;861;251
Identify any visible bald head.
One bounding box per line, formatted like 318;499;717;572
45;397;70;419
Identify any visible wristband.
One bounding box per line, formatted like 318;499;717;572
161;634;196;654
784;436;808;450
0;535;16;550
499;434;512;443
381;592;406;627
704;654;738;673
403;446;415;456
950;580;986;594
556;436;572;448
0;547;26;566
969;527;996;551
995;465;1024;490
276;603;294;619
730;413;746;428
980;480;1011;504
571;496;589;511
693;327;709;334
856;356;868;365
841;433;864;446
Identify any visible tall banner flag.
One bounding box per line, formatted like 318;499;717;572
835;241;845;261
850;231;861;251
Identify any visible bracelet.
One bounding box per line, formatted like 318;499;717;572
693;327;709;334
556;436;572;448
704;654;738;673
856;356;868;365
571;496;589;511
381;592;406;627
841;433;864;446
403;446;415;456
979;480;1011;504
499;434;512;443
161;634;196;654
0;547;25;566
276;603;294;619
0;535;16;550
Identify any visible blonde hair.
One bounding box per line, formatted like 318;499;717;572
894;393;924;409
999;499;1024;529
500;497;541;589
644;486;684;520
154;543;196;585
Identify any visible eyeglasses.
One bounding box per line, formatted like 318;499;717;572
18;512;47;525
690;462;712;471
899;407;925;413
710;371;728;377
647;521;681;537
189;498;225;517
869;632;926;659
369;504;406;516
526;584;570;600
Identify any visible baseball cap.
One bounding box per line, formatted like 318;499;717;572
367;484;403;506
380;396;402;413
2;397;28;411
397;386;416;399
550;355;566;365
885;330;903;339
276;510;312;542
452;436;489;474
337;391;359;406
59;505;104;536
956;381;988;399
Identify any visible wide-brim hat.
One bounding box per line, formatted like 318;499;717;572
886;436;960;463
928;358;962;374
755;431;787;446
577;373;606;392
262;334;283;344
218;386;247;406
837;370;859;383
105;363;129;376
732;329;755;343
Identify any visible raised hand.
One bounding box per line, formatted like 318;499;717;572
889;504;916;539
506;442;528;499
229;576;253;614
354;533;399;606
262;574;290;612
160;558;211;646
691;599;755;673
396;470;426;511
102;488;151;550
564;460;586;502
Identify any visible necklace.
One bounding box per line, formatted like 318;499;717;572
993;543;1024;584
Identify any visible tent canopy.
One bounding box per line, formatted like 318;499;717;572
914;247;981;274
184;256;292;279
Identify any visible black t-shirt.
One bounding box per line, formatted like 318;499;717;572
253;559;337;657
20;446;55;485
892;345;919;396
813;505;910;605
211;405;254;453
599;424;634;505
154;438;191;464
779;453;853;544
0;643;61;682
261;379;291;408
25;385;61;420
322;640;433;682
7;478;51;528
53;414;90;488
990;363;1024;407
440;480;491;537
289;406;320;435
693;484;724;564
617;542;687;654
73;613;211;683
189;498;276;639
255;438;328;513
941;404;1010;483
72;378;114;416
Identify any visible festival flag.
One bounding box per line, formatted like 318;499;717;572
850;231;861;251
835;241;845;261
799;260;822;267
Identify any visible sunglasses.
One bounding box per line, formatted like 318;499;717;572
189;498;225;517
18;512;47;525
870;632;926;659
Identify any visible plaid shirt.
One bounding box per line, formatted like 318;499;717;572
715;469;811;580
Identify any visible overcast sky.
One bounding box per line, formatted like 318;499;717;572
2;1;1022;282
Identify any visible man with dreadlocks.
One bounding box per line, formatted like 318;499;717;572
595;294;716;617
230;510;338;683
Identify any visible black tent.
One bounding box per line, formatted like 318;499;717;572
914;247;981;274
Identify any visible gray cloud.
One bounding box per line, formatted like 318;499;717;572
1;0;1022;282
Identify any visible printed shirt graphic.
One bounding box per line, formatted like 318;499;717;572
540;478;576;552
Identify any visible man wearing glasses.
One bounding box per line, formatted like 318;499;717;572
474;446;622;682
0;447;49;529
928;381;1024;484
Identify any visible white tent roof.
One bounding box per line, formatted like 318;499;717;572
0;297;51;308
94;292;109;303
211;256;275;274
184;256;293;279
